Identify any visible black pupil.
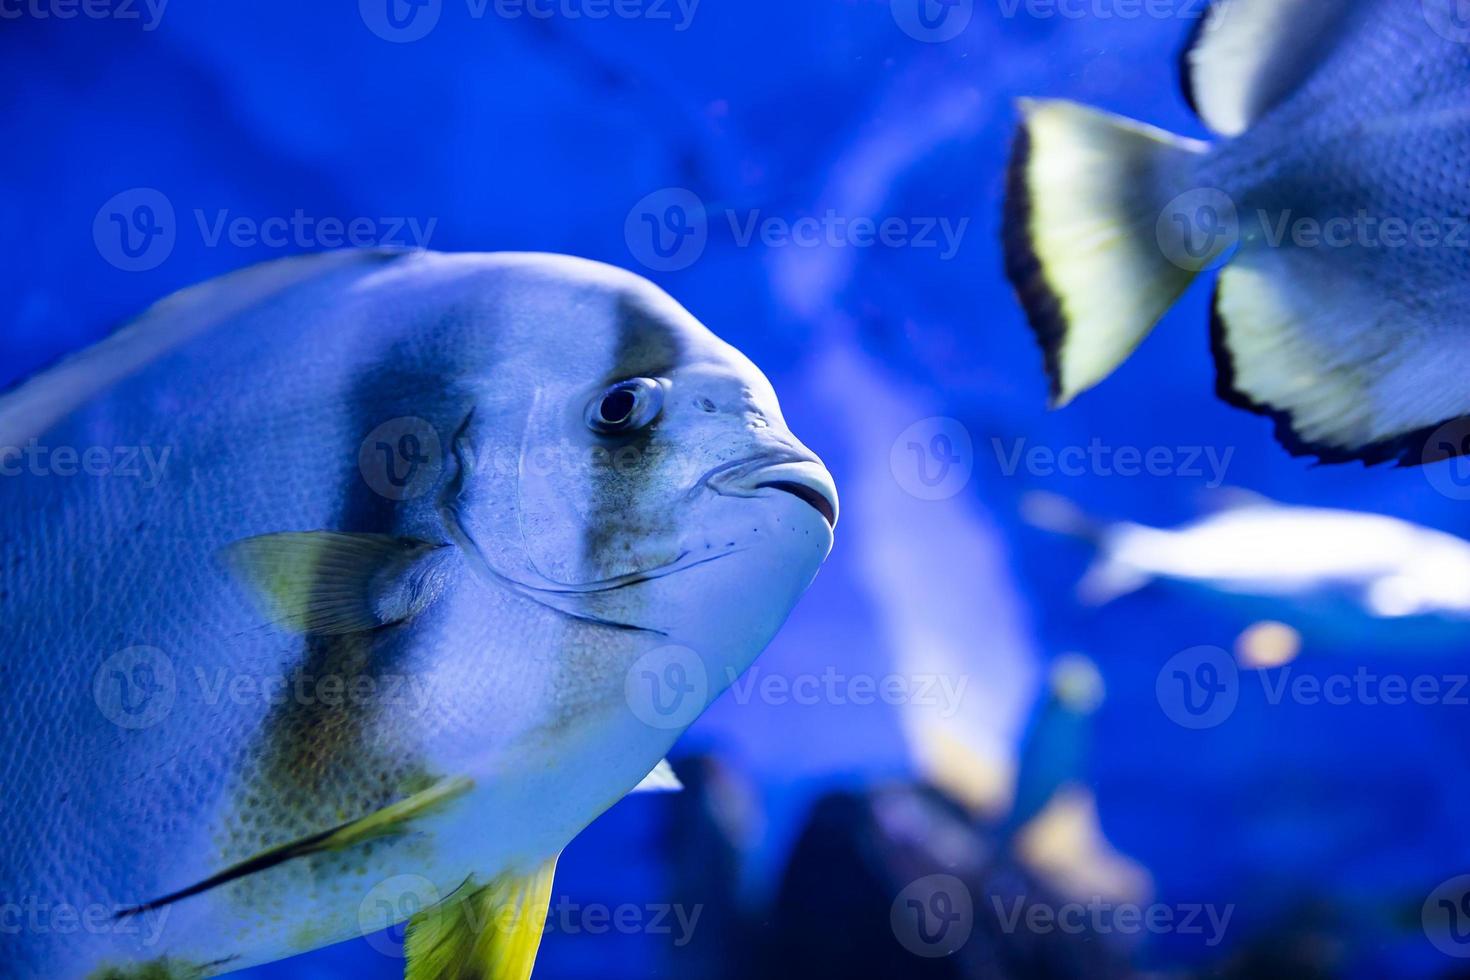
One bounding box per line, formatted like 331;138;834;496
600;388;637;425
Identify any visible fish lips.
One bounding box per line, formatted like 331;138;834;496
708;456;839;531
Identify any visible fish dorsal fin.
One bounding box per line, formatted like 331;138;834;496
117;777;473;919
406;858;559;980
1181;0;1353;136
0;249;412;448
222;531;456;635
632;758;683;793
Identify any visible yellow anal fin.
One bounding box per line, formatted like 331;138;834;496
407;857;559;980
117;777;473;919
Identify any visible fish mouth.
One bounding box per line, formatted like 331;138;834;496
757;479;837;528
708;455;839;530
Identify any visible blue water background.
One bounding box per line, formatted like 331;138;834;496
4;2;1470;976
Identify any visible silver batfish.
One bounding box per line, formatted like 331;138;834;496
0;249;837;979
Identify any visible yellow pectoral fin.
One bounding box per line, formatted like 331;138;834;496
221;531;453;635
406;857;559;980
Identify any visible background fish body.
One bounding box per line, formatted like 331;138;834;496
0;250;836;976
1006;0;1470;464
1192;0;1470;283
1026;492;1470;643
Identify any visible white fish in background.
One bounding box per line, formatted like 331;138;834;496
0;249;837;979
1023;491;1470;631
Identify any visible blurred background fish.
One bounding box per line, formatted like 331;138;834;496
6;0;1470;977
1023;490;1470;651
1005;0;1470;467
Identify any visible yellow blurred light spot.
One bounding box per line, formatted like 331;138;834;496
1235;621;1301;669
1050;653;1105;713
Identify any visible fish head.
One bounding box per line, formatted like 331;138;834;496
443;254;836;675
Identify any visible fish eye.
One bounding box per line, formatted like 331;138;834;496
586;378;664;435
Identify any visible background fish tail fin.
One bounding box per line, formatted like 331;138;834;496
1076;558;1151;606
1004;98;1213;406
1019;490;1103;543
1212;245;1470;465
